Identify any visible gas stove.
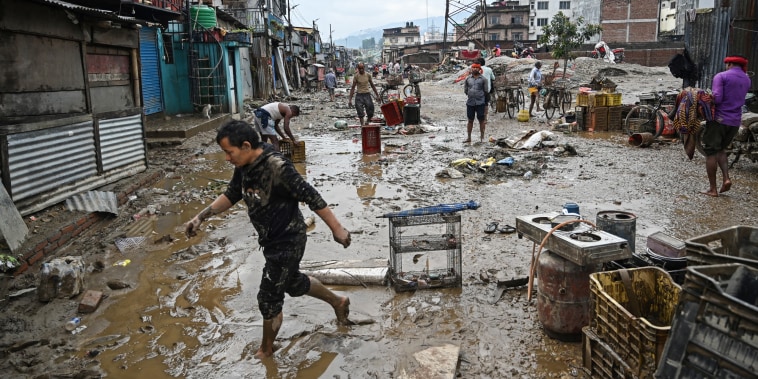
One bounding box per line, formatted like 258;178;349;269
515;212;632;266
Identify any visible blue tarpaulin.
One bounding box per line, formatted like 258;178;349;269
379;200;480;218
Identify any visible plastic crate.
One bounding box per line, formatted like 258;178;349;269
607;93;623;106
577;92;590;107
590;93;607;107
684;225;758;268
575;106;587;130
589;106;609;131
361;126;381;155
279;140;305;163
583;326;638;379
381;102;403;126
655;264;758;378
608;106;623;131
590;267;681;378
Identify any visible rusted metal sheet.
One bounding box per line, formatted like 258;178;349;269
98;114;146;171
6;120;98;202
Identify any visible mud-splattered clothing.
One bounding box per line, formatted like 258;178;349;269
223;144;327;319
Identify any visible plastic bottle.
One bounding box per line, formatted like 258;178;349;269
523;170;533;180
65;317;81;331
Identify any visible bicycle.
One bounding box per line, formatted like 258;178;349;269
623;90;677;137
490;75;525;118
541;78;573;120
379;74;405;103
402;70;423;99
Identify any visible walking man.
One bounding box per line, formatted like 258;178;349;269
464;63;489;143
252;102;300;150
324;69;337;102
348;63;381;126
184;120;353;359
701;55;751;197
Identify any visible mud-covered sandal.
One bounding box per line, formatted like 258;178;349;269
498;225;516;234
485;222;499;234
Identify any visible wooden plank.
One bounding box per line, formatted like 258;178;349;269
0;184;28;252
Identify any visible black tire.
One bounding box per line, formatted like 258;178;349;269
652;110;665;138
544;92;557;120
507;90;517;118
560;90;572;114
517;90;525;109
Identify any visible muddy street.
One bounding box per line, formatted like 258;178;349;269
2;58;758;378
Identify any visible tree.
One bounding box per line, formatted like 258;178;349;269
537;12;602;79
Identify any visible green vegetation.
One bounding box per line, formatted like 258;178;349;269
537;12;602;78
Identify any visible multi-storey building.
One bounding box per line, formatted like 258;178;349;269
382;22;421;63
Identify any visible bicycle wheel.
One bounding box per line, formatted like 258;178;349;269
560;90;572;114
507;89;519;118
517;89;525;110
544;92;557;120
624;105;656;135
380;88;389;104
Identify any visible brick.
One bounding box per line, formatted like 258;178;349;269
47;231;62;243
13;262;29;276
76;216;88;226
61;224;75;234
78;290;104;313
26;250;45;266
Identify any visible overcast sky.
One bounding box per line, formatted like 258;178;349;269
288;0;448;40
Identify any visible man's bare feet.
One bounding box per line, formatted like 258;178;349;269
463;139;471;143
254;345;278;359
335;296;353;325
700;190;719;197
720;180;732;193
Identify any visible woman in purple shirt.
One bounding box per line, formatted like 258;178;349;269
702;55;751;197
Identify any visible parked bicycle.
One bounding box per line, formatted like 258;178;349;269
541;78;574;120
402;70;423;99
623;90;677;137
491;75;526;118
380;74;405;103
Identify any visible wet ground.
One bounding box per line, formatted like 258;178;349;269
1;58;758;378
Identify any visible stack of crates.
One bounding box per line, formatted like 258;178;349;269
583;267;681;378
656;264;758;378
575;90;623;131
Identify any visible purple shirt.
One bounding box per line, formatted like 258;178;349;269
712;66;751;127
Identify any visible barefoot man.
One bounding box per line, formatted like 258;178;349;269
185;120;352;358
702;55;750;197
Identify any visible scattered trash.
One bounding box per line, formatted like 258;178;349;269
523;171;533;180
113;259;131;267
114;237;147;254
435;168;465;179
0;254;20;273
497;157;515;166
65;190;118;215
65;317;81;331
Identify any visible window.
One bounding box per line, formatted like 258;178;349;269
537;1;548;10
670;1;676;8
537;18;548;26
489;33;499;41
405;37;414;43
162;33;174;64
559;1;570;10
390;37;398;43
512;15;523;25
490;16;500;25
513;32;523;41
530;0;535;9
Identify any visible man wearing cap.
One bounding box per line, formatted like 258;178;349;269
464;63;489;143
493;44;501;57
701;55;751;197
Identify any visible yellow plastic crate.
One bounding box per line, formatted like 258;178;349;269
607;93;622;106
577;92;589;107
279;140;306;163
589;267;681;379
590;93;607;107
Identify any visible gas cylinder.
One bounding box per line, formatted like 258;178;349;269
536;250;597;342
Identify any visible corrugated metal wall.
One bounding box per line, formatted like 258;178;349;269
7;121;97;202
684;1;757;90
99;114;146;171
140;27;165;114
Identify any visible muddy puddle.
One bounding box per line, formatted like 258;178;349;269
4;74;758;378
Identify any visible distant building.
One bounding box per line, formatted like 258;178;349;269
464;1;529;43
660;0;678;32
382;21;421;63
